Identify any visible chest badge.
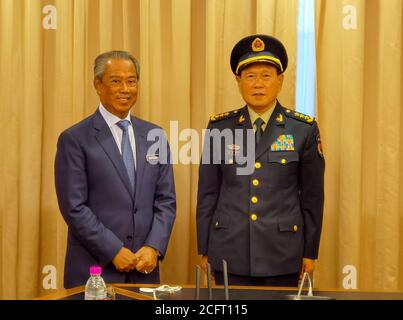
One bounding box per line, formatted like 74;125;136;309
271;134;295;151
146;154;160;164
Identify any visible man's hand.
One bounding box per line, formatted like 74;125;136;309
134;246;159;274
300;258;316;280
200;255;209;274
112;247;137;272
200;255;214;280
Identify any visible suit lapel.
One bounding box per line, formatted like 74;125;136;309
132;116;147;205
255;102;286;160
236;106;254;161
93;110;134;199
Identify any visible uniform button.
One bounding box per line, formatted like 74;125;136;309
252;179;259;186
215;221;219;228
255;162;262;169
250;214;257;221
281;159;286;165
251;196;258;204
293;225;298;232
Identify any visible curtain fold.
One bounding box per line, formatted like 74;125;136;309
315;0;403;290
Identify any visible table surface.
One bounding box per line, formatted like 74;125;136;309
35;284;403;300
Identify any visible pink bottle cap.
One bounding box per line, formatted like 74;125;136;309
90;266;102;275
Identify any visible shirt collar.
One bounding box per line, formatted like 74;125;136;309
247;100;276;125
98;103;132;128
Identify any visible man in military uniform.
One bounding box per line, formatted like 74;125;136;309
196;34;325;286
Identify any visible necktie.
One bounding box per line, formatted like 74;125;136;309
117;120;136;192
254;117;265;146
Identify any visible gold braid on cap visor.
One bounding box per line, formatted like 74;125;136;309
236;56;284;74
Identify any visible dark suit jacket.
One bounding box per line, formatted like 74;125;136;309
55;109;176;288
197;102;324;277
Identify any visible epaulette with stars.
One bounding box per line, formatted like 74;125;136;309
209;109;240;122
284;108;315;125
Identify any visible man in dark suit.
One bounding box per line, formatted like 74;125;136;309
55;51;176;289
197;35;325;286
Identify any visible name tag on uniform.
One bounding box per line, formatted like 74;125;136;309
146;154;159;164
227;144;241;151
227;144;241;155
271;135;295;151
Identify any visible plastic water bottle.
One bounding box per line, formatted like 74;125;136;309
84;266;107;300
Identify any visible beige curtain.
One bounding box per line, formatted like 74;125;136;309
0;0;141;300
315;0;403;290
0;0;297;299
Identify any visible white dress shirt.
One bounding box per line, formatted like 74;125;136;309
98;104;137;168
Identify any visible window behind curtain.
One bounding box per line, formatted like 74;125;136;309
296;0;316;117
